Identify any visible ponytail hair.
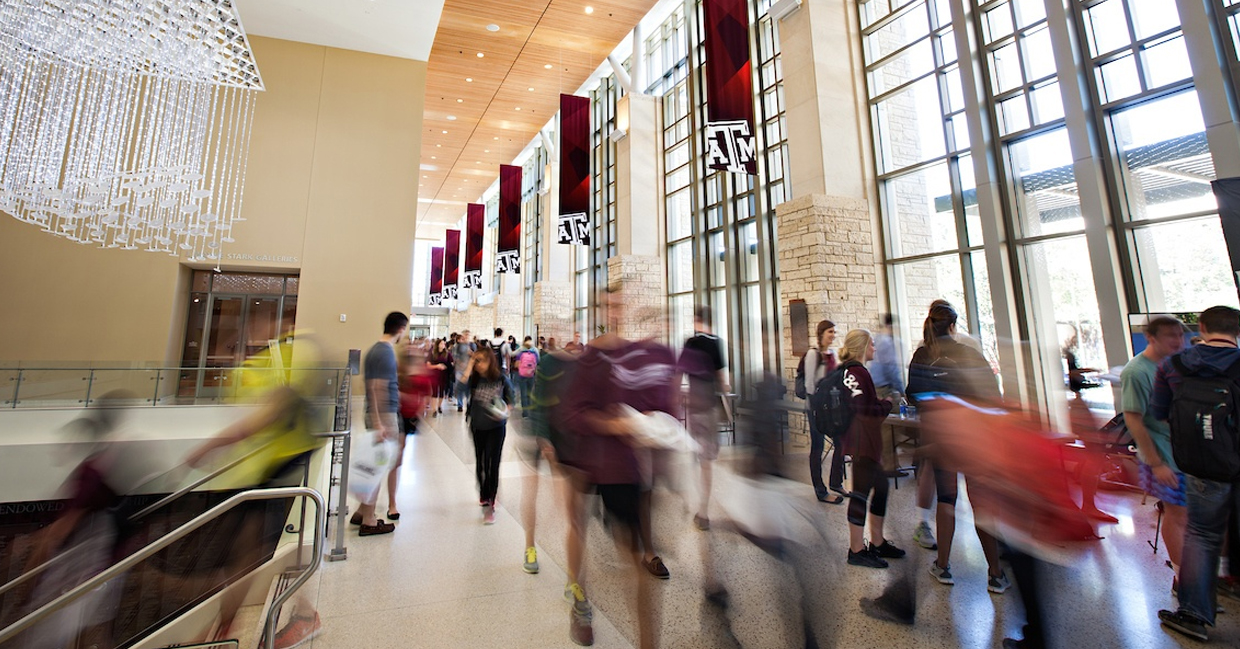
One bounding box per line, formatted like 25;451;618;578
922;301;958;359
837;329;873;364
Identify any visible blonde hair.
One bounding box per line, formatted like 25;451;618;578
836;329;873;364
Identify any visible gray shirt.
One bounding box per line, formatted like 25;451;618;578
364;341;398;416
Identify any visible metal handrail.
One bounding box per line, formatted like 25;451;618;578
0;486;325;647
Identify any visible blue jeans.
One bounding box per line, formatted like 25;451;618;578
455;380;468;408
516;376;534;413
1179;475;1240;624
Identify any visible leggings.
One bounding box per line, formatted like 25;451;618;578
847;457;890;527
471;423;507;502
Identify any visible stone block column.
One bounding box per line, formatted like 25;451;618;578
494;293;524;340
607;254;666;341
776;194;881;446
533;280;573;343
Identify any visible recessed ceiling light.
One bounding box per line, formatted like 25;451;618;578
466;77;473;82
431;156;436;159
436;144;441;147
456;98;463;103
528;87;534;91
515;107;521;111
486;23;500;32
484;149;490;153
494;136;499;140
441;130;448;134
423;175;428;178
446;115;456;121
585;6;594;14
476;52;484;58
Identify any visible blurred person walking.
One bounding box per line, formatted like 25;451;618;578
795;319;844;503
426;338;454;417
679;305;728;530
464;346;514;525
871;314;905;400
451;330;477;412
1121;316;1187;595
907;301;1007;593
1152;306;1240;643
835;330;903;569
560;285;678;649
518;337;576;574
513;336;541;418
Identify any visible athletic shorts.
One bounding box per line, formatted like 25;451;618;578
687;406;720;461
597;483;641;531
1139;463;1186;507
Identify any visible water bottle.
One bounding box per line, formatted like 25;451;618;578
899;396;909;420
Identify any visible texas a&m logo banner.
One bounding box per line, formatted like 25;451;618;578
463;203;484;289
497;164;522;274
442;229;460;302
558;93;590;245
428;245;444;307
703;0;757;175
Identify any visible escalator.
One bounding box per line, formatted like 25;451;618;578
0;442;329;649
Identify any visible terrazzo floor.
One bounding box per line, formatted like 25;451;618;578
294;404;1235;649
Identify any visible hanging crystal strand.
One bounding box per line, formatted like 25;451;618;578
226;87;256;239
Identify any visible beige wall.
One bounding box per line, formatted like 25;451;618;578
0;36;426;366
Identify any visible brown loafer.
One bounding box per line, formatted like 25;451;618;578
359;520;395;536
349;512;362;526
642;555;670;579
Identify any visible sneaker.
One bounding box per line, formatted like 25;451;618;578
565;582;589;605
569;599;594;646
524;546;540;574
1159;609;1208;641
988;572;1012;594
643;555;671;579
273;612;322;649
358;520;395;536
484;506;496;525
1220;575;1240;601
929;561;954;585
870;540;906;559
913;521;937;550
694;514;710;531
847;548;889;569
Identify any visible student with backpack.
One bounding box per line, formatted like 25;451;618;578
907;301;1008;593
513;336;540;418
795;319;845;503
832;329;903;569
1150;306;1240;642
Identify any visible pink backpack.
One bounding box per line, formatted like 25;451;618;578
517;350;538;378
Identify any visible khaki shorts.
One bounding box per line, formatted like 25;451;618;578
688;406;720;461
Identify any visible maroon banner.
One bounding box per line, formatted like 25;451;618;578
702;0;757;175
443;229;460;302
463;203;484;289
558;93;590;245
428;245;444;307
497;164;522;273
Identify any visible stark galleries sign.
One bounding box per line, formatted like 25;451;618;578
559;93;591;245
428;245;444;307
497;164;521;273
703;0;757;175
442;229;460;302
463;203;484;289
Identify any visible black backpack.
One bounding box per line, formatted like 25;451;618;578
794;349;820;400
1169;355;1240;481
809;361;860;439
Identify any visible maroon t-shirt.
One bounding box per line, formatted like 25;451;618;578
561;339;678;485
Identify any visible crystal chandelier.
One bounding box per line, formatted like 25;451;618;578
0;0;263;260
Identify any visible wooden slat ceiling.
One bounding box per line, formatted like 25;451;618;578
417;0;658;232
